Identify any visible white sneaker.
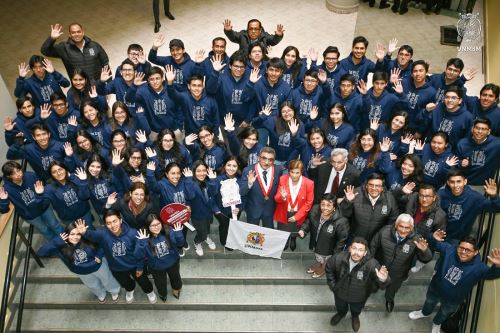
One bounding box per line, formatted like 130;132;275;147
411;261;425;273
125;290;135;304
178;247;185;257
205;237;216;250
409;310;429;320
431;324;441;333
183;243;190;251
194;242;204;256
147;291;157;304
111;293;119;303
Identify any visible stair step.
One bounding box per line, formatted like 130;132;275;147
17;309;433;332
20;281;428;311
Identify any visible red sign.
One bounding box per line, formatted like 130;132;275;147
160;203;191;226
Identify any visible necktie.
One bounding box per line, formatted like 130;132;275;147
263;170;268;185
331;172;339;194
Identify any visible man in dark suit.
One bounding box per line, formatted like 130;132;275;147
309;148;361;204
240;147;284;229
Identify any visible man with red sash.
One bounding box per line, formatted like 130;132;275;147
240;147;284;229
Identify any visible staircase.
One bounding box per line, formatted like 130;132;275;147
13;224;435;333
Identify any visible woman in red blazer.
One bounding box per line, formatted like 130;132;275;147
274;160;314;251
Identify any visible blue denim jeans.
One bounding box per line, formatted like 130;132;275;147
422;283;461;325
78;258;121;300
26;207;64;240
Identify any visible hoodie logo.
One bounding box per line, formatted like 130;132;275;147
89;48;95;56
381;205;388;215
471;150;486;166
327;224;334;234
356;271;364;280
402;244;410;253
424;161;439;177
438;119;454;135
444;266;463;285
448;204;463;221
426;218;433;227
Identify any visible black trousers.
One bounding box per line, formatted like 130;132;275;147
215;213;230;246
150;259;183;298
111;269;154;293
153;0;171;23
334;294;366;318
192;217;211;244
392;0;409;10
385;277;405;302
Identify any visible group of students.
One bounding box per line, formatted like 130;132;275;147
1;17;500;332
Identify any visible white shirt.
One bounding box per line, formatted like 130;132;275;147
288;176;302;210
256;163;273;193
324;164;346;194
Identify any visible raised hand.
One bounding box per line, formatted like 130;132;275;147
487;248;500;267
288;118;299;136
401;182;416;194
393;79;403;94
426;103;436;112
317;69;327;83
40;103;52;119
207;167;217;179
224;113;235;131
136;106;144;114
60;232;69;242
249;68;261;83
275;24;285;36
50;23;64;39
461;157;470;168
311;153;326;166
308;48;318;62
172;221;183;231
260;104;272;117
74;167;87;180
165;64;175;83
106;192;118;206
401;133;413;144
137;51;146;64
370;117;380;130
100;65;112;81
18;62;30;78
42;58;54;73
210;54;226;72
185;133;198;146
135;129;147;143
75;219;88;235
433;229;446;242
344;185;358;201
266;45;274;58
194;49;206;64
223;19;232;31
146;161;156;172
182;167;193;177
463;67;478;81
389;68;401;84
414;139;424;151
375;42;386;61
111;149;124;166
247;170;256;186
34;180;44;194
279;185;287;199
134;72;146;86
309;105;319;120
89;85;98;98
387;37;399;54
130;174;145;184
3;117;15;131
484;178;498;197
379;137;392;152
136;229;150;240
0;187;8;200
145;147;157;158
68;115;78;127
63;142;74;156
152;34;166;50
414;237;429;251
445;155;459;167
375;265;389;282
357;79;367;95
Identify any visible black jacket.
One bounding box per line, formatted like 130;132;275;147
326;251;390;303
300;205;349;255
309;163;361;204
340;187;399;243
223;28;283;56
370;225;432;280
41;36;109;81
109;199;158;230
404;193;447;238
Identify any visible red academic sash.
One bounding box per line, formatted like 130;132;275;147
255;164;274;200
287;177;301;211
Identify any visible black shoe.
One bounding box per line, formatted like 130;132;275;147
224;246;233;252
159;295;167;302
154;22;161;33
399;7;408;14
290;238;297;251
172;289;181;299
369;1;375;7
422;8;432;14
379;3;390;9
386;300;395;313
352;316;360;332
391;5;398;13
434;8;441;14
166;12;175;20
330;313;344;326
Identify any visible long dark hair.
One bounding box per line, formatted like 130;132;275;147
122;147;147;176
398;154;424;186
59;222;98;263
144;214;171;256
68;69;92;107
349;128;380;168
236;127;259;167
85;153;110;182
219;155;242;178
275;101;301;136
155;128;187;169
80;99;104;128
75;129;102;157
110;101;136;131
197;126;226;161
281;46;302;85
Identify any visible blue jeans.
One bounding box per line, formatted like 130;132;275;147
26;207;64;240
61;211;95;230
78;258;121;299
422;283;461;325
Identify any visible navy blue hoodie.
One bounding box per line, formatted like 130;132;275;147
290;83;331;123
146;171;196;208
415;144;453;189
310;62;347;95
375;55;413;80
457;135;500;185
186;142;227;171
43;108;79;143
4;111;41;146
14;71;70;107
339;53;376;85
147;50;198;92
360;89;405;130
429;238;500;304
241;76;291;119
465;95;500;137
96;76;140;114
135;83;182;132
429;72;467;104
84;222;143;271
400;77;436;132
134;230;183;270
326;90;364;132
37;236;103;275
375;124;409;157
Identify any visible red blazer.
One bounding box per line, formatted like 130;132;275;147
273;175;314;225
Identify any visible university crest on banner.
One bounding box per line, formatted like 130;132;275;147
226;220;289;259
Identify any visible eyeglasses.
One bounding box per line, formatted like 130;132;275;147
199;134;213;140
458;246;474;254
324;57;338;61
444;96;459;101
232;65;245;69
367;183;383;188
130;156;142;160
259;156;275;162
150;223;162;228
304;78;318;83
52;103;66;108
419;194;435;199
